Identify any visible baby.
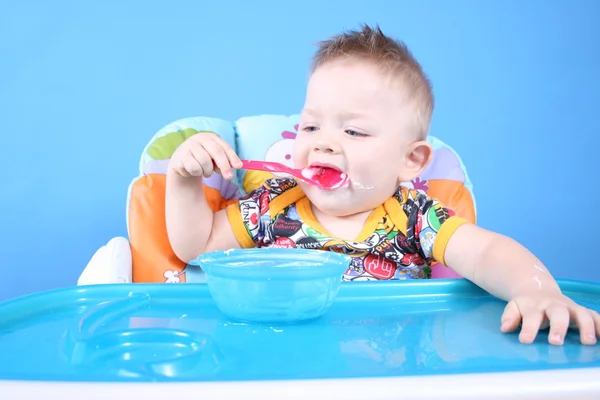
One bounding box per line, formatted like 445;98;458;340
165;24;599;346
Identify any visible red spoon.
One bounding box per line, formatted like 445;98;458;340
240;160;348;190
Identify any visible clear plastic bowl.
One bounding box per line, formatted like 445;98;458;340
191;248;351;323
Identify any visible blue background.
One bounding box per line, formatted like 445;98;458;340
1;0;598;301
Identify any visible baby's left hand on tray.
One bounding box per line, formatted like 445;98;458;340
500;291;600;345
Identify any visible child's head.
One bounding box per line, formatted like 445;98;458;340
294;24;434;217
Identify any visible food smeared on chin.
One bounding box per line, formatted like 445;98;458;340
301;165;348;190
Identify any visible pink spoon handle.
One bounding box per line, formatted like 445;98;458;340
240;160;300;177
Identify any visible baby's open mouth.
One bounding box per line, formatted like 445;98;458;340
301;165;348;190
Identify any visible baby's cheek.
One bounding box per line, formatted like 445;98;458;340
292;144;308;167
354;162;381;180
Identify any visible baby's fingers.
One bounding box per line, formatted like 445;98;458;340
186;140;214;177
212;136;242;178
171;158;192;177
216;136;243;170
570;306;598;345
201;137;234;179
519;309;545;344
593;309;600;339
500;300;522;333
546;305;570;345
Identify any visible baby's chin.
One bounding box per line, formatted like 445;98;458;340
299;175;375;194
299;182;376;216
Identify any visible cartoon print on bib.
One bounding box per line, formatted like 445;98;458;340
228;178;466;282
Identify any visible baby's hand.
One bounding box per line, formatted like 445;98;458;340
169;132;242;179
500;291;600;345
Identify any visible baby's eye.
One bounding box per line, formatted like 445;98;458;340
303;126;318;133
345;129;367;137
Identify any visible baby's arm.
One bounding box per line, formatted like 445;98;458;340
165;171;240;262
445;224;557;301
445;224;600;345
165;133;243;262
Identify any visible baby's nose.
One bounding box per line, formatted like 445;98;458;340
313;138;340;154
314;144;334;153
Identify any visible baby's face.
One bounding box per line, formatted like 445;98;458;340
294;59;421;217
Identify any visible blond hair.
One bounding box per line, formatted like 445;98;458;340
311;24;434;139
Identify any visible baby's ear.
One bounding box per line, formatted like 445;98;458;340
398;140;432;182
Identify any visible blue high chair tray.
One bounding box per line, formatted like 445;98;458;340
0;279;598;384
